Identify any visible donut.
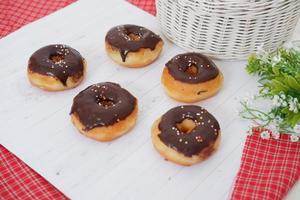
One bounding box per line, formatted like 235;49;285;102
161;52;223;102
70;82;138;141
27;44;86;91
151;105;221;166
105;24;164;68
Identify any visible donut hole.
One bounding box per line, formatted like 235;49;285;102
127;33;141;41
176;119;197;134
50;54;64;64
97;98;115;108
185;64;198;76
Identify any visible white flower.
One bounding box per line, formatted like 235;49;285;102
247;128;253;136
282;101;288;107
271;55;281;66
260;88;269;96
293;98;299;104
293;124;300;134
274;116;283;124
260;131;270;139
272;93;290;108
290;135;299;142
294;108;298;113
267;123;280;139
287;97;299;113
271;131;280;140
289;100;295;110
280;93;286;100
272;95;281;107
246;122;257;136
273;56;281;62
293;98;299;113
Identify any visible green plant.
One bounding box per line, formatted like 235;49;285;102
240;46;300;141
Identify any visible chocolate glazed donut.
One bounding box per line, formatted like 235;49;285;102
166;53;219;83
28;44;85;90
159;105;220;156
161;52;224;102
70;82;138;141
105;24;164;68
152;105;221;166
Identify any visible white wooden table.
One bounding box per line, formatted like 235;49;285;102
1;0;300;199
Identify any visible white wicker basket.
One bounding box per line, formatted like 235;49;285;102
156;0;300;59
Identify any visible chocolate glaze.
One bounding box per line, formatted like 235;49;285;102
166;52;219;83
105;24;162;62
28;44;84;85
70;82;137;131
158;105;220;157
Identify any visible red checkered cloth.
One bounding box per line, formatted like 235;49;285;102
127;0;156;15
0;0;76;38
231;130;300;200
0;145;69;200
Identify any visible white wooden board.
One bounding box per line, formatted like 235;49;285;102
1;0;300;199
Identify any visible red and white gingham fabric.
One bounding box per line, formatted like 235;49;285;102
231;130;300;200
0;145;69;200
0;0;76;38
127;0;156;15
1;0;300;199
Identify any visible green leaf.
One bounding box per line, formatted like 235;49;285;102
271;79;289;93
272;67;280;76
286;75;300;91
290;113;300;126
282;107;289;113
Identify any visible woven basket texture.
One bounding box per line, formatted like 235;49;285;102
156;0;300;59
